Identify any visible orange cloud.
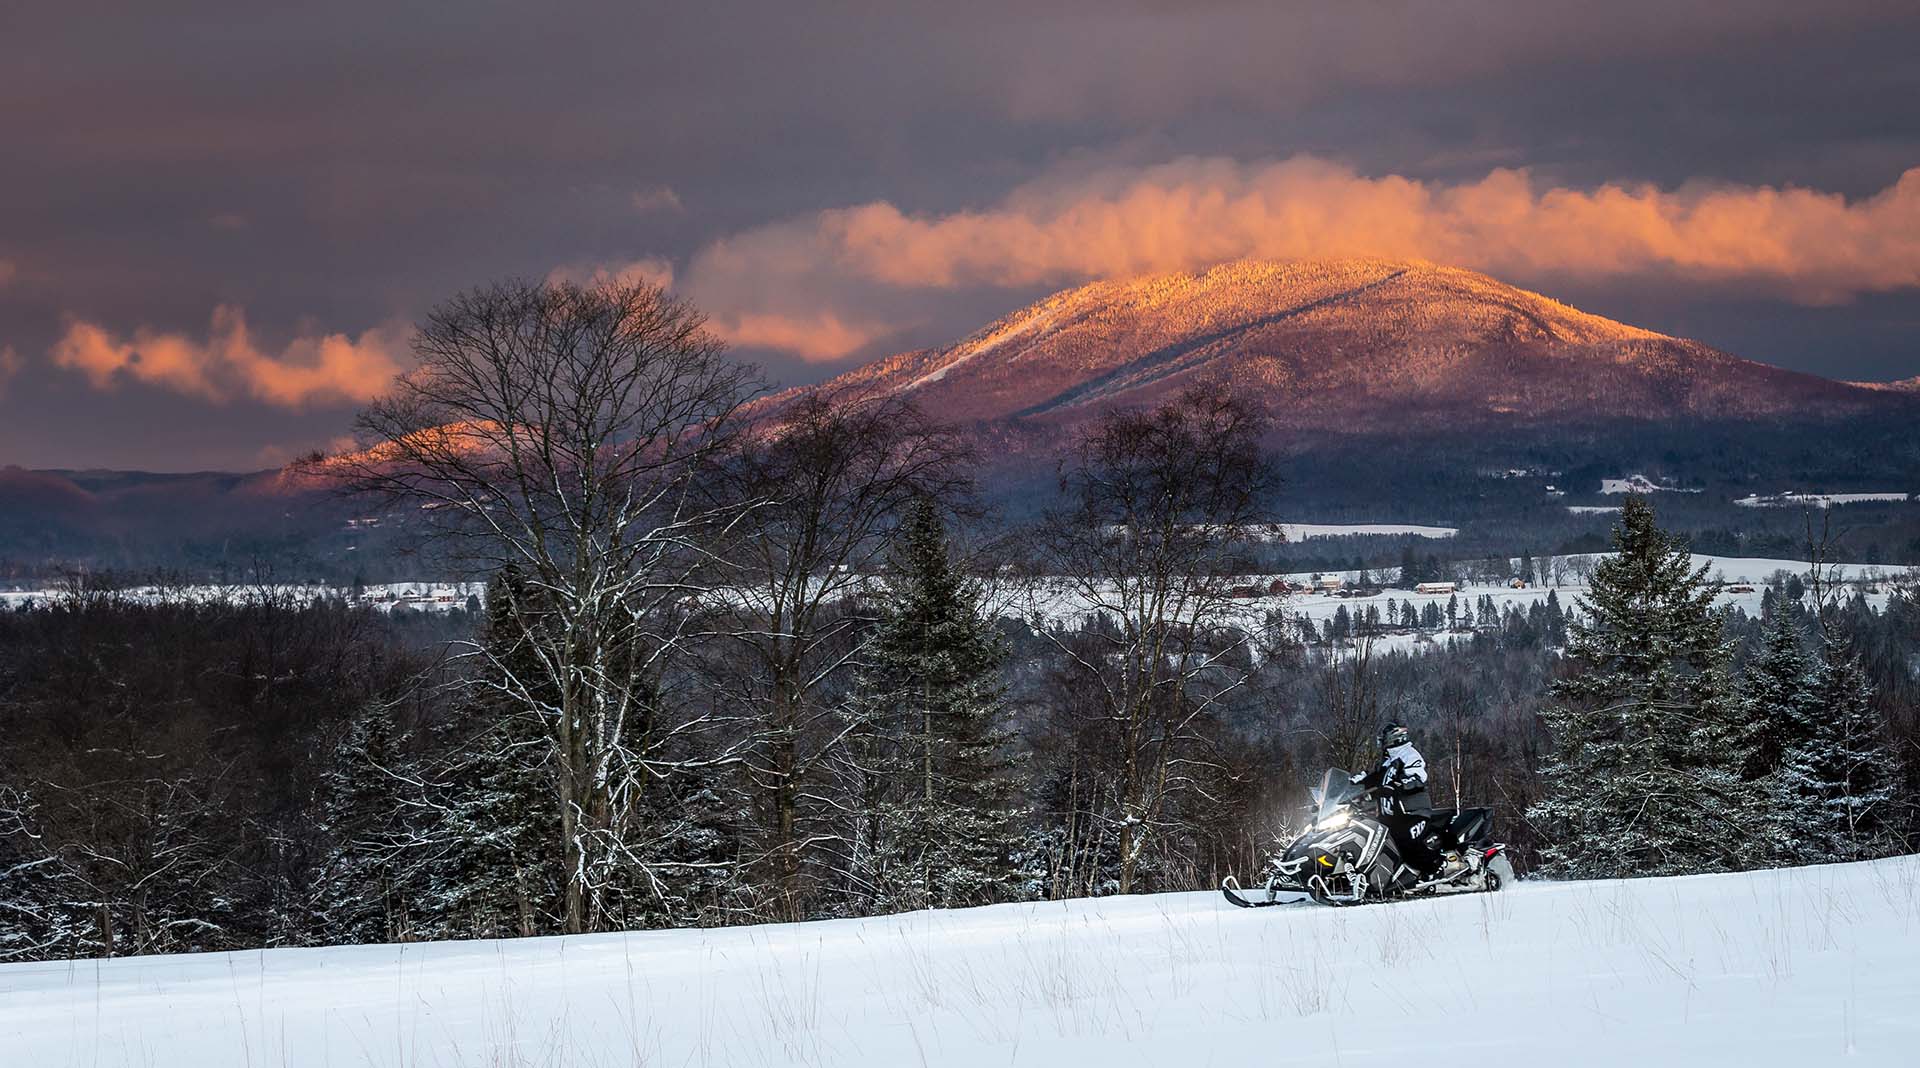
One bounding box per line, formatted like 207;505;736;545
546;256;676;291
51;306;405;407
709;311;893;362
0;345;19;394
682;156;1920;357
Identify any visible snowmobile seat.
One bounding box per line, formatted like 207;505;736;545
1445;808;1493;847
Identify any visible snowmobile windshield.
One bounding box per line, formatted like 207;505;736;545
1310;768;1365;823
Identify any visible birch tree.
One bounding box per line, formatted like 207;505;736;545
344;279;757;933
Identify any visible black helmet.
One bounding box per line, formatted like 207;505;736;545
1378;723;1410;752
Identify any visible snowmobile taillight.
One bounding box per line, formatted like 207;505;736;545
1483;847;1500;858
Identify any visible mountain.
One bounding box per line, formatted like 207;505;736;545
768;259;1914;459
9;259;1917;575
0;465;379;582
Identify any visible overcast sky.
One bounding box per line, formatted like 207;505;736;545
3;2;1918;470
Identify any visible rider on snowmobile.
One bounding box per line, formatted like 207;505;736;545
1351;723;1440;877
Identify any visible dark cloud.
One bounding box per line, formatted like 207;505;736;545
2;2;1918;468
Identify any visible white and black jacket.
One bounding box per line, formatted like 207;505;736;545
1360;742;1431;815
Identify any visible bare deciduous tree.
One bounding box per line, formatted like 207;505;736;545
1030;384;1279;894
1317;628;1384;773
700;388;973;918
340;279;758;933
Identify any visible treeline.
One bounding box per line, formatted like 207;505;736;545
2;507;1917;958
0;587;446;957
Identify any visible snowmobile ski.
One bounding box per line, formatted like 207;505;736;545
1221;876;1303;908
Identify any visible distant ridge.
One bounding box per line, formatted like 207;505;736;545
1854;374;1920;392
762;259;1914;461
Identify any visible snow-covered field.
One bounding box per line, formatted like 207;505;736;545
3;856;1915;1067
1262;522;1459;540
1017;554;1903;638
5;556;1905;643
1600;475;1700;494
1735;492;1912;508
0;582;486;614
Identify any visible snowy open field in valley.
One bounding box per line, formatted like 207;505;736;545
1016;554;1906;639
2;856;1916;1067
1735;492;1913;508
1600;475;1701;495
3;556;1905;644
1259;522;1459;540
0;582;487;614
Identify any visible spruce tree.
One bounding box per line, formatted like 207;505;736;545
423;705;559;938
1543;589;1568;646
309;701;416;943
1731;606;1825;860
1529;496;1752;877
855;498;1021;911
1739;608;1815;784
1776;639;1896;860
422;566;562;938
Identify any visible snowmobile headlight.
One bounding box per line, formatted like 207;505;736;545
1313;809;1351;832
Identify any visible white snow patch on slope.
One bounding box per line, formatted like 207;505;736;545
4;857;1917;1067
905;306;1056;391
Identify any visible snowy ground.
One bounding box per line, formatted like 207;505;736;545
6;556;1906;640
1016;554;1905;640
0;581;486;614
1260;522;1458;540
1735;492;1912;508
2;856;1915;1067
1600;475;1700;494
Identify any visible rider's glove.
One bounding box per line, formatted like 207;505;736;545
1348;772;1366;785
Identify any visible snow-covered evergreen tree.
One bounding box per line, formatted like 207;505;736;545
854;497;1021;911
1776;639;1897;860
418;566;563;938
1740;609;1816;778
1530;496;1753;877
309;700;416;943
1736;606;1820;857
1543;589;1567;645
422;706;559;939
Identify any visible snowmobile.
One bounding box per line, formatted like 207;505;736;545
1222;767;1516;908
